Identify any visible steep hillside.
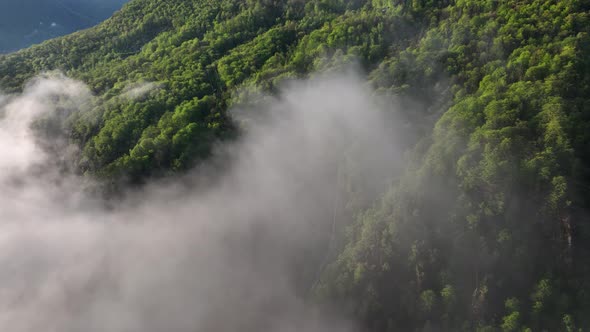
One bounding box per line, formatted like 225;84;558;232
0;0;440;181
1;0;590;330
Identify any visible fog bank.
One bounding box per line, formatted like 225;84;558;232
0;72;401;331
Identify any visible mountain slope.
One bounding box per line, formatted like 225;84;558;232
1;0;590;330
317;2;590;330
0;0;435;181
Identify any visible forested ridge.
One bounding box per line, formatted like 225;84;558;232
1;0;590;330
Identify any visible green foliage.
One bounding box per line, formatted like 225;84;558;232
312;0;590;330
501;312;520;332
1;0;590;330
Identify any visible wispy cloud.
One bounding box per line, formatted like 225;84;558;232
121;82;162;101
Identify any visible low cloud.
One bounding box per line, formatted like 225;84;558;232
121;82;162;100
0;72;401;331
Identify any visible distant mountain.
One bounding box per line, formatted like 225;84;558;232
0;0;128;53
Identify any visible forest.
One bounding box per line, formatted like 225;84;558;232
0;0;590;331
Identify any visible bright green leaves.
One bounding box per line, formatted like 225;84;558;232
217;26;297;87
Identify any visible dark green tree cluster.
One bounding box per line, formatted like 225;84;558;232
1;0;590;330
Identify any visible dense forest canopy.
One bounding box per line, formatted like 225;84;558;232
1;0;590;331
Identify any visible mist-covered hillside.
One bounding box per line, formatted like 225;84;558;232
0;0;128;53
0;0;589;331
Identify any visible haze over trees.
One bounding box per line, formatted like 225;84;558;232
0;0;589;331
